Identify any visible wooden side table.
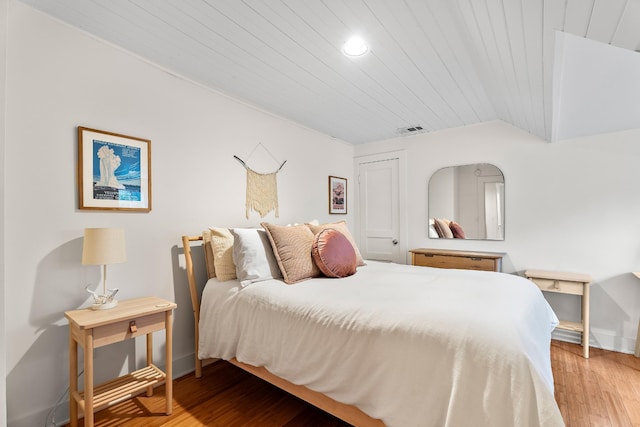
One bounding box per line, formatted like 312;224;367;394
65;296;177;427
525;270;591;358
410;248;505;272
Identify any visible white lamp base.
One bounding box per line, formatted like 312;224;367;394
91;299;118;310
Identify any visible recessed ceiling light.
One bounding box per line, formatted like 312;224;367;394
343;36;368;56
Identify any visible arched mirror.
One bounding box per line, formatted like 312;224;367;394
428;163;504;241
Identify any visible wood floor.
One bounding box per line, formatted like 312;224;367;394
64;340;640;427
552;341;640;426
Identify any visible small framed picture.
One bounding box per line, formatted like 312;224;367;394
78;127;151;212
329;176;347;214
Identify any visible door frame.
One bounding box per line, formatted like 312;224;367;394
354;150;408;264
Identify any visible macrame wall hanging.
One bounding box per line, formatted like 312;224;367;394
234;142;286;219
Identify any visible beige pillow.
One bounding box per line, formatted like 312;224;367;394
261;223;320;284
434;218;454;239
306;220;365;266
209;227;236;281
202;229;216;279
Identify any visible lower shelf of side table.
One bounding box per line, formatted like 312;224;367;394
556;320;584;333
71;364;166;414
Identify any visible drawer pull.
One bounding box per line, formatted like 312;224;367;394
470;257;482;261
129;321;137;333
553;280;560;290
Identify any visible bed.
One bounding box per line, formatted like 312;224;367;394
181;225;564;427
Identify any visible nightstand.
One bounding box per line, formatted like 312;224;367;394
65;296;177;427
525;269;591;358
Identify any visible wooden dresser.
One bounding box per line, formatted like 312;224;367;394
409;248;505;272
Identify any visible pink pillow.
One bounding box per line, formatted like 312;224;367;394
307;221;365;266
449;221;466;239
312;228;357;278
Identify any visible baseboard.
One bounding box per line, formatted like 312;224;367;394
172;352;198;379
552;328;636;355
551;329;582;345
589;328;636;355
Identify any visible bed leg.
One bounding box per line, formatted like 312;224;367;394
195;357;202;378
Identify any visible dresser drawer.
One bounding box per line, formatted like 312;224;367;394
412;252;497;271
93;311;166;348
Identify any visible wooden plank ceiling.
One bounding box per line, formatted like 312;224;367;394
18;0;640;144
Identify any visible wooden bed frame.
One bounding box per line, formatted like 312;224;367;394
181;235;385;427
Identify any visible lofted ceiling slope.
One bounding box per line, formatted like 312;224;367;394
17;0;640;144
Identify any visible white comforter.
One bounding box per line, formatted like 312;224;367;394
199;261;564;427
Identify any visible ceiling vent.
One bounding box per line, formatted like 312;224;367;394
397;125;425;135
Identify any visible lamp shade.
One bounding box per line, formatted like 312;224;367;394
82;228;127;265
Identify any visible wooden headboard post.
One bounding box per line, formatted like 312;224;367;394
181;235;204;378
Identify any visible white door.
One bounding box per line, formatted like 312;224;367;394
476;177;505;240
358;157;402;262
483;182;504;240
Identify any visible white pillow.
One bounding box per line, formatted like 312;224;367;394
230;228;282;287
428;218;439;238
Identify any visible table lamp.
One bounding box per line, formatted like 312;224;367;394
82;227;126;310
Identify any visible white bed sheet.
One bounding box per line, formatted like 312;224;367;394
199;261;563;427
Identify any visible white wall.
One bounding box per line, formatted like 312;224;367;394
0;0;7;425
4;3;354;426
355;120;640;354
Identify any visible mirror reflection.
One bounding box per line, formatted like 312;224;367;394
428;163;504;241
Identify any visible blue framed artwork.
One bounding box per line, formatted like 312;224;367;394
78;127;151;212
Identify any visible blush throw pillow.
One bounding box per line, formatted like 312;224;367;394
306;220;365;266
261;223;320;284
230;228;282;287
312;228;357;278
449;221;466;239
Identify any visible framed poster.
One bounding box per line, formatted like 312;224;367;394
78;127;151;212
329;176;347;214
